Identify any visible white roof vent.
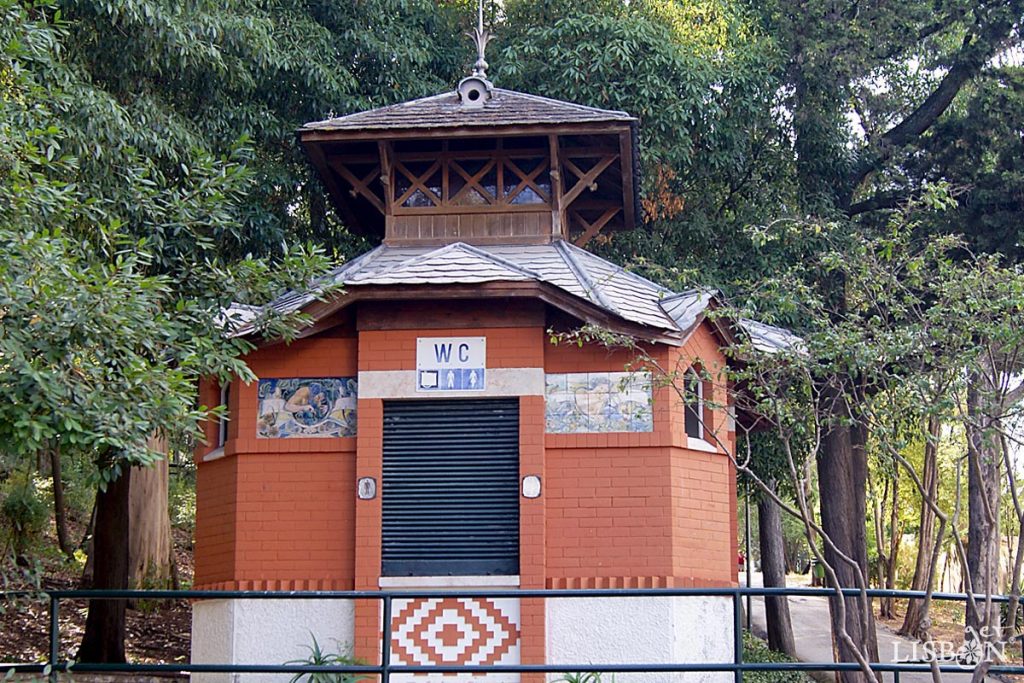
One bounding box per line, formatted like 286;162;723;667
458;75;493;109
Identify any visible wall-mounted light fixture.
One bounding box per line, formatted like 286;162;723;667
522;475;542;499
357;477;377;500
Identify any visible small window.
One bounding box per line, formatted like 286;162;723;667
217;382;231;447
684;368;704;440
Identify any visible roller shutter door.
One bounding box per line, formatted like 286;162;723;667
382;398;520;576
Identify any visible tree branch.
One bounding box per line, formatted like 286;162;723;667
849;2;1022;192
848;191;909;216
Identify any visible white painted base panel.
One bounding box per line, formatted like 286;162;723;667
190;594;732;683
546;595;734;683
191;598;355;683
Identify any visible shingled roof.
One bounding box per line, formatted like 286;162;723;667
302;88;636;133
228;242;800;355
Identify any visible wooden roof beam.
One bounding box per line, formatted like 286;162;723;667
573;206;620;247
328;159;385;214
562;154;617;207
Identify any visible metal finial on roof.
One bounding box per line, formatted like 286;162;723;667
469;0;492;79
457;0;494;108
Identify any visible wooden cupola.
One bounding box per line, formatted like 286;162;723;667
299;65;639;248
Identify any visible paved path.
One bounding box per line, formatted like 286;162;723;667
742;573;996;683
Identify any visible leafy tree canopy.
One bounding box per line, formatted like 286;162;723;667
52;0;469;257
497;0;794;288
0;0;337;478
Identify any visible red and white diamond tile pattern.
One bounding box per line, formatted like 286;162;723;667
390;597;521;682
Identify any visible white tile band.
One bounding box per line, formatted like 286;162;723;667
357;368;544;399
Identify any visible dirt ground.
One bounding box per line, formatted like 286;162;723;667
0;526;193;665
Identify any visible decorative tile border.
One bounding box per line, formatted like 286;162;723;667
390;597;520;682
257;377;357;438
545;372;653;433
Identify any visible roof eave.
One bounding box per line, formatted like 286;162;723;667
241;281;683;347
297;120;635;142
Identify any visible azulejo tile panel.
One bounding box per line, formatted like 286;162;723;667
545;371;653;433
256;377;357;438
390;597;520;683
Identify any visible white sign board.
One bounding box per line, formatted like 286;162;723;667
416;337;486;392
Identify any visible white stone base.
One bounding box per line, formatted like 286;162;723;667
190;594;732;683
546;596;734;683
191;598;356;683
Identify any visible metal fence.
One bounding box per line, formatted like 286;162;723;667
3;586;1024;682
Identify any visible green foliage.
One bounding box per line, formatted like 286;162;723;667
742;632;813;683
498;0;792;288
739;492;817;573
555;673;615;683
735;195;1024;427
0;474;49;556
912;66;1024;262
169;462;196;531
285;634;365;683
52;0;467;254
0;549;43;616
0;0;341;483
60;450;101;522
739;432;811;499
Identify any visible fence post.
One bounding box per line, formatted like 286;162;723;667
381;594;393;683
48;594;59;683
733;588;743;683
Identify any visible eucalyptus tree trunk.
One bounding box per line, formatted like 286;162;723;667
966;368;1002;641
78;453;130;663
758;479;797;657
883;473;900;618
49;444;74;559
899;416;940;640
128;435;173;590
817;390;879;683
870;474;893;617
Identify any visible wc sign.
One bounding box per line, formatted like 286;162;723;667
416;337;486;392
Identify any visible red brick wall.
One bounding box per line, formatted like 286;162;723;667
542;325;737;588
193;305;738;594
520;396;547;668
357;326;544;371
353;398;383;664
194;455;237;586
670;449;735;583
231;451;356;590
193;333;359;589
545;443;675;583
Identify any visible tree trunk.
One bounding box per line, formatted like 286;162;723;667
128;435;173;589
758;480;797;657
884;471;900;617
817;390;879;683
966;369;1002;641
78;460;131;663
870;474;890;616
309;177;327;239
1001;430;1024;640
80;500;97;586
49;444;74;559
899;416;940;640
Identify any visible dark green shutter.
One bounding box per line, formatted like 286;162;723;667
382;398;520;576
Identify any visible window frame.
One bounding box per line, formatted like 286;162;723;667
217;382;230;447
684;367;706;442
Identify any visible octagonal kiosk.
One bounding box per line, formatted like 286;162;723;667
191;59;749;683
